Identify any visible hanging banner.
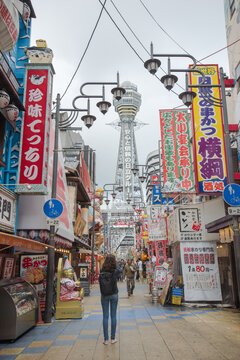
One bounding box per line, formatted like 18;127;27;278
180;241;222;301
155;240;167;266
147;205;167;241
17;64;53;194
189;65;228;194
160;109;195;193
147;241;154;259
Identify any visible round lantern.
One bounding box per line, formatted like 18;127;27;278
39;230;49;242
5;104;19;121
0;90;10;109
28;230;38;240
23;3;31;22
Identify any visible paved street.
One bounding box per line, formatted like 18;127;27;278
0;282;240;360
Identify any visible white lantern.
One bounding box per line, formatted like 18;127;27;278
23;3;31;22
0;90;10;109
5;104;19;121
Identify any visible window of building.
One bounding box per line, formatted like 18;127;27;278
230;0;236;18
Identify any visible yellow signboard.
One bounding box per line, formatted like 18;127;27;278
189;65;228;194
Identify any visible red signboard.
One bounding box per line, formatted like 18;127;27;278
79;154;91;195
155;240;167;266
18;66;53;193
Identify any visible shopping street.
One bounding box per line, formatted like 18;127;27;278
0;282;240;360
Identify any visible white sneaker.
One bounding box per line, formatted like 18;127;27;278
103;340;108;345
111;339;118;344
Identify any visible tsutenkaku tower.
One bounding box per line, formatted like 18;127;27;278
113;81;144;203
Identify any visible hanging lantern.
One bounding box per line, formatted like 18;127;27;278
28;230;38;240
39;230;49;242
0;90;10;109
5;104;19;121
23;3;31;22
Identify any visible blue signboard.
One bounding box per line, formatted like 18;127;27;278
43;199;64;218
152;185;173;205
223;184;240;206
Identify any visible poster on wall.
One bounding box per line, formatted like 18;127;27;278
180;242;222;301
20;254;48;310
2;257;15;280
189;64;228;194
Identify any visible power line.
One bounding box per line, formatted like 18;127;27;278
198;37;240;62
99;0;181;95
139;0;192;56
60;0;108;101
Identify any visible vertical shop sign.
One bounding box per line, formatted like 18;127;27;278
147;241;153;259
180;241;222;301
155;240;167;265
17;65;53;194
160;109;195;193
189;65;228;194
2;257;15;280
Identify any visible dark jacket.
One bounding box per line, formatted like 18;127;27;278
99;268;121;295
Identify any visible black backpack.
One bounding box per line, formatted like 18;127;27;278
99;271;117;296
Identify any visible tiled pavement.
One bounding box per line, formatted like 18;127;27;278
1;282;240;359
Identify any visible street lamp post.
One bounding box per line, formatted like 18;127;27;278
144;43;240;304
44;75;125;322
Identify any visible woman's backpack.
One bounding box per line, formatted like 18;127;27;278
99;271;117;296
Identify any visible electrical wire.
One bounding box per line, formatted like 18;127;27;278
198;37;240;63
99;0;181;95
139;0;192;56
59;0;108;101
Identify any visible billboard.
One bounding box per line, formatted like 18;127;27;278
189;65;228;194
160;109;195;193
17;64;53;194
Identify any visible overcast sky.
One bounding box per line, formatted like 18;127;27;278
30;0;229;188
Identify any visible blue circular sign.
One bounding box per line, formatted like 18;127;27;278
223;184;240;206
43;199;63;218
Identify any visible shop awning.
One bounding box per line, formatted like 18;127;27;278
0;232;53;253
206;215;239;233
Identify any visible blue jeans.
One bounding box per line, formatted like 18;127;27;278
101;293;118;341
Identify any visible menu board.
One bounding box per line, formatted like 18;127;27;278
180;241;222;301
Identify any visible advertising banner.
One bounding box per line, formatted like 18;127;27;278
160;109;195;193
147;205;167;241
20;254;48;310
167;198;225;244
155;240;167;266
147;241;154;259
189;65;228;194
180;242;222;301
0;185;17;233
17;64;53;194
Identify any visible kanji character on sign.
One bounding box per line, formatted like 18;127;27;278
29;89;44;102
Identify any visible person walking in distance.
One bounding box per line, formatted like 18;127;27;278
99;254;120;345
123;259;136;297
138;258;144;283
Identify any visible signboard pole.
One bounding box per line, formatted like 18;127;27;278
44;93;60;323
220;68;240;304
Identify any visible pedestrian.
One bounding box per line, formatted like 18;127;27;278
99;254;120;345
123;259;136;297
136;260;140;281
138;258;144;283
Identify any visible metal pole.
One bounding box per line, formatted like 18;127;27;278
44;93;60;323
220;68;240;304
91;183;96;284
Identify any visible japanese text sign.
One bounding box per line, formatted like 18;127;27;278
0;186;17;233
180;241;222;301
18;64;53;194
155;240;167;266
189;65;228;194
160;109;195;193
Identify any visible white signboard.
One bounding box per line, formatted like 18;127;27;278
0;185;17;233
180;242;222;302
147;205;167;241
228;207;240;215
167;198;225;244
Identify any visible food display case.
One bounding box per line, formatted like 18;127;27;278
0;277;38;340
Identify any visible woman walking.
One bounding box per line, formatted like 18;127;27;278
99;254;120;345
